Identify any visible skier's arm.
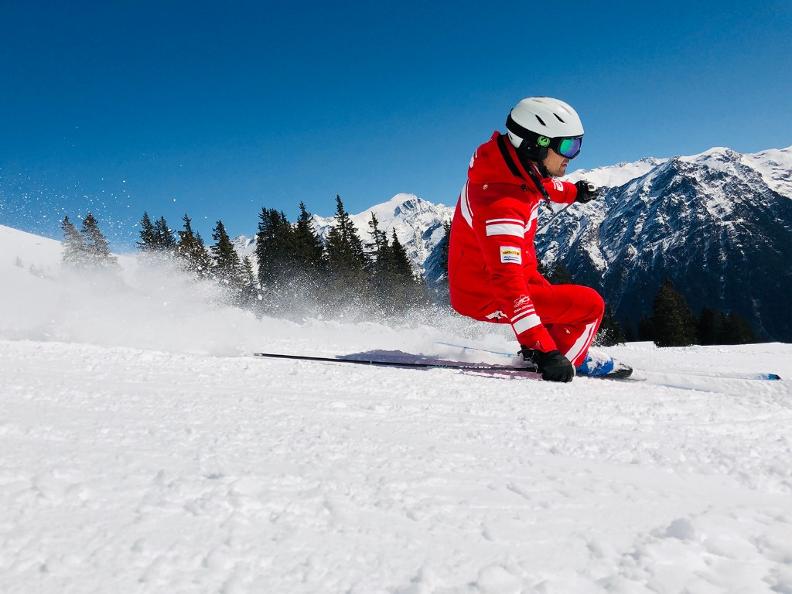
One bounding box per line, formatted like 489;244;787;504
472;196;558;352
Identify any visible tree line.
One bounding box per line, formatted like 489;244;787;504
637;279;757;346
61;206;758;347
60;214;118;269
61;195;427;317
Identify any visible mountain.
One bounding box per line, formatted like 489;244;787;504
539;145;792;340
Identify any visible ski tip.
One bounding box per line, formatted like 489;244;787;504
766;373;782;381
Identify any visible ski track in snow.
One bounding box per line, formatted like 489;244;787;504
2;224;792;592
2;339;792;593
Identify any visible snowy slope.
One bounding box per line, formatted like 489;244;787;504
0;223;62;273
741;145;792;197
2;225;792;593
2;341;792;593
565;156;668;188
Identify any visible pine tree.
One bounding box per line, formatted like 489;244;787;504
638;316;655;341
240;256;259;305
176;214;211;275
721;312;757;345
386;229;415;281
326;195;368;294
192;232;212;277
137;212;157;251
255;208;295;286
384;229;427;309
80;213;117;268
153;216;177;252
698;307;723;345
61;215;86;267
364;212;390;302
651;279;697;347
366;212;389;261
210;220;242;287
293;202;325;273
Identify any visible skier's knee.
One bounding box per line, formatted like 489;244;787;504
582;287;605;319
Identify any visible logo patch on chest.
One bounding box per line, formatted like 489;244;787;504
499;245;522;264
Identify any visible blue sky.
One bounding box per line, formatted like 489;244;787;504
1;0;790;248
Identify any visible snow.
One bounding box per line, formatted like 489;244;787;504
565;157;668;189
3;226;792;593
567;145;792;201
741;146;792;198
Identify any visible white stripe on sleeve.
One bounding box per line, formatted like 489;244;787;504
486;223;524;237
485;218;525;225
512;313;542;334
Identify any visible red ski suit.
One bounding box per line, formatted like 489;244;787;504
448;132;604;367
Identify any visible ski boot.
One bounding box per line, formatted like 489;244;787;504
575;349;633;379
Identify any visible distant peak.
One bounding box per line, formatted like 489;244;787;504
677;146;738;163
384;193;423;207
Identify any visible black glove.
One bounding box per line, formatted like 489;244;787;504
520;347;575;382
575;180;599;204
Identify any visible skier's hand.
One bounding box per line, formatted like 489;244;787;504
575;180;599;204
521;348;575;382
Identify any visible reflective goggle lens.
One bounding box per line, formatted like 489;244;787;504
556;136;583;159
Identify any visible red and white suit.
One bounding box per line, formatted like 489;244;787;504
448;132;604;367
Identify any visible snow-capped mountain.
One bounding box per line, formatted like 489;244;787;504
539;145;792;340
564;157;669;188
312;193;453;273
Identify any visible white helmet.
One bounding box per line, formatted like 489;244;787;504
506;97;584;160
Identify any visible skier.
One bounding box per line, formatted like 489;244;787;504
448;97;629;381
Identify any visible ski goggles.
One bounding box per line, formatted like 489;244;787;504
551;136;583;159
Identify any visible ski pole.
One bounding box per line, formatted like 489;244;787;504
535;181;600;234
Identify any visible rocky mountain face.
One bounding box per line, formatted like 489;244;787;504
541;146;792;340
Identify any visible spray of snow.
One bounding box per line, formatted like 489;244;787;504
0;224;509;360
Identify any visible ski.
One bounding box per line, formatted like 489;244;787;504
252;350;641;381
253;350;542;378
434;341;782;381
